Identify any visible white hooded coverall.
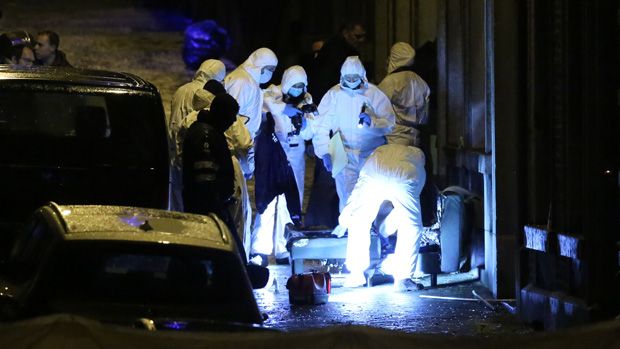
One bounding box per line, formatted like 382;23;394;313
338;143;426;281
250;65;316;259
169;59;226;211
224;47;278;142
378;42;430;147
313;56;395;211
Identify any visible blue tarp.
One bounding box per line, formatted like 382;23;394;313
183;20;231;70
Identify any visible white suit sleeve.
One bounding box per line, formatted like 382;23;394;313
225;118;255;175
367;86;395;135
226;77;261;137
312;90;336;158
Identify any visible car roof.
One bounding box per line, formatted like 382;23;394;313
0;65;156;92
49;204;234;252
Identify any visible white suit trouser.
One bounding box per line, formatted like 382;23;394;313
343;177;422;281
334;150;367;212
250;143;305;258
230;157;252;261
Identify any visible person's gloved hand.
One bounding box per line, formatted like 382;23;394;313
283;104;301;117
332;224;347;238
244;172;253;180
322;154;333;172
359;112;372;127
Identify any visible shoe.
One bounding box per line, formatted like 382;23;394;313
275;257;290;265
393;278;424;292
343;272;366;288
249;253;269;267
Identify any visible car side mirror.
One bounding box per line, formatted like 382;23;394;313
246;264;270;289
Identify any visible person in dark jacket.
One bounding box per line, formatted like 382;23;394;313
34;30;72;67
182;93;239;220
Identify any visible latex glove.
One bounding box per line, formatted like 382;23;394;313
283;104;301;117
322;154;333;172
332;224;347;238
358;112;371;127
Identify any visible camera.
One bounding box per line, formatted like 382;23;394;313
298;103;318;116
290;113;303;135
289;102;318;135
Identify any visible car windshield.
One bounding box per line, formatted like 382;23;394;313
37;241;261;324
0;89;166;167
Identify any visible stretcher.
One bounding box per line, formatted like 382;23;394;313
285;225;382;275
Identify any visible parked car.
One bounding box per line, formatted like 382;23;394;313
0;66;169;258
0;203;266;331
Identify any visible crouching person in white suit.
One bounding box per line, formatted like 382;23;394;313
336;143;426;292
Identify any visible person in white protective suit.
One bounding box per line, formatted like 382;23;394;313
336;143;426;291
224;48;278;177
169;59;227;211
378;42;430;147
249;65;317;266
312;56;395;211
177;82;254;260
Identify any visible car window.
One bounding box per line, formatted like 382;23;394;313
0;89;166;168
39;242;259;324
0;92;111;138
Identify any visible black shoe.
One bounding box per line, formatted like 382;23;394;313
275;257;290;265
249;253;269;267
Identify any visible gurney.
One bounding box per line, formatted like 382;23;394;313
285;225;382;275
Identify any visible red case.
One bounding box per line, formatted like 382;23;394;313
286;271;331;305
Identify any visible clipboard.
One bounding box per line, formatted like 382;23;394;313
328;131;347;177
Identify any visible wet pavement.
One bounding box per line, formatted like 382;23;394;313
255;264;532;336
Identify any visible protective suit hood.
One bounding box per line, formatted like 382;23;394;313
387;42;416;74
340;56;368;89
193;59;226;84
281;65;308;95
240;47;278;83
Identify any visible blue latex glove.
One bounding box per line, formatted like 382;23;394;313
322;154;333;172
283;104;301;117
359;112;371;127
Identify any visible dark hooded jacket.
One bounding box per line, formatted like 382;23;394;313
254;112;302;225
182;94;238;216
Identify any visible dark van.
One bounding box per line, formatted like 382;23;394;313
0;66;169;255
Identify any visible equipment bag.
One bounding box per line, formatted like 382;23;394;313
286;271;331;305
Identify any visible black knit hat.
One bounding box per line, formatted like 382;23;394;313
203;79;226;96
209;93;239;132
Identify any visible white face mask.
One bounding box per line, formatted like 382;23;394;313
260;70;273;84
288;87;303;97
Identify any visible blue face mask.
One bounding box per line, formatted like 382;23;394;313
260;70;273;84
343;79;362;89
288;87;304;97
